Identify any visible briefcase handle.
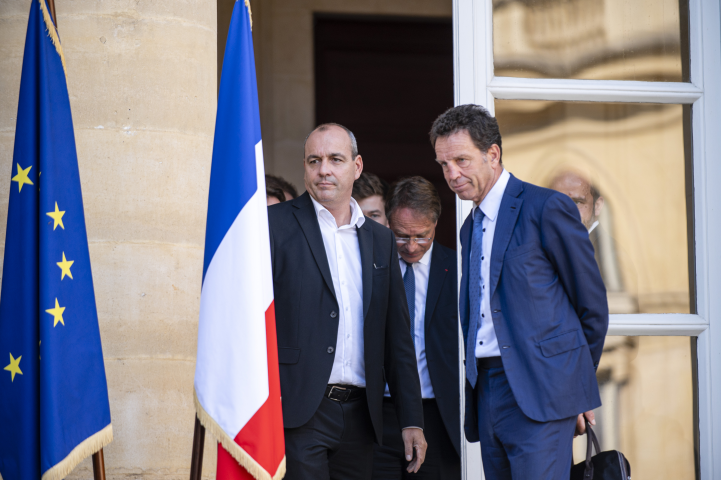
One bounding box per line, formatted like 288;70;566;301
583;419;602;479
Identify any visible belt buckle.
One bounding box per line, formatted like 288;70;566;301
327;385;350;402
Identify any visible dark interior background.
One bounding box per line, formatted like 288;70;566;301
314;15;456;249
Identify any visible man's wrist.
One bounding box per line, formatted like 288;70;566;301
402;426;423;431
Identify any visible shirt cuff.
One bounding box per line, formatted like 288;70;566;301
402;426;423;431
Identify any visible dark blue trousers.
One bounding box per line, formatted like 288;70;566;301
476;360;577;480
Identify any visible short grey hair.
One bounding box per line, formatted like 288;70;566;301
304;123;359;159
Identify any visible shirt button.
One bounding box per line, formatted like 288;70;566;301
481;256;484;260
330;311;337;318
327;346;335;353
483;228;486;232
479;341;484;345
482;314;485;318
347;334;350;339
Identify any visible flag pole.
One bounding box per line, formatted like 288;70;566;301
189;416;206;480
43;3;108;480
46;0;57;27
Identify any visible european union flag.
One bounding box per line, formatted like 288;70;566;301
0;2;112;479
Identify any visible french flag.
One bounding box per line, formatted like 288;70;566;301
194;2;285;479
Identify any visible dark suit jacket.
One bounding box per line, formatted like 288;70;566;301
268;192;424;444
423;242;461;456
460;174;609;442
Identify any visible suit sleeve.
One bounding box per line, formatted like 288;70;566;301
384;231;424;429
540;193;609;368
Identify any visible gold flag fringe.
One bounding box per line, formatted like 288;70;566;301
245;0;253;30
38;0;67;76
41;424;113;480
194;390;286;480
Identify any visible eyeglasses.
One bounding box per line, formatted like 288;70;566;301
395;237;432;245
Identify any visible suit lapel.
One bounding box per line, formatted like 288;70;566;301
459;212;473;333
357;220;373;319
292;193;337;301
489;175;524;299
424;243;448;330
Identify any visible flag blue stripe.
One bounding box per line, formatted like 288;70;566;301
203;1;262;281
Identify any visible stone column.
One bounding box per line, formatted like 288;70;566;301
0;0;218;477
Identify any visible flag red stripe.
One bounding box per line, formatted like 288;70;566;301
217;302;285;480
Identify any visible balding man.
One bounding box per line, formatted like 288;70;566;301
268;123;426;480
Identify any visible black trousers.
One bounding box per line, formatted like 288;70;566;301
372;398;460;480
284;394;376;480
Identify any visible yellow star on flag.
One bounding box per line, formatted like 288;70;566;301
46;298;66;327
57;252;74;280
4;353;22;382
47;202;65;230
11;163;34;192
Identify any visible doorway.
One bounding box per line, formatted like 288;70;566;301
314;15;455;248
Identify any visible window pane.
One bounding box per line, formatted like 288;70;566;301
574;336;696;479
492;0;690;82
494;100;693;313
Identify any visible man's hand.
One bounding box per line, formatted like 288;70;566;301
402;427;427;473
574;410;596;438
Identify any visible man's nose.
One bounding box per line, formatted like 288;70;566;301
317;159;332;176
445;162;461;181
406;241;420;254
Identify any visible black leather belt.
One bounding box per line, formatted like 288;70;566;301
325;384;365;402
477;356;503;370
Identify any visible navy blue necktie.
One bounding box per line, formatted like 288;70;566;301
403;260;416;340
467;208;485;388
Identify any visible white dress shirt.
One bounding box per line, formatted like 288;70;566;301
385;244;435;399
473;168;511;358
311;195;367;387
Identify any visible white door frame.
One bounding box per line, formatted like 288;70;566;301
452;0;721;477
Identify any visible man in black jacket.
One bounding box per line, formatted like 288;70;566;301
268;123;426;480
372;177;461;480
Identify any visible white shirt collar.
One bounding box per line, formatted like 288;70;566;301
472;168;511;222
398;242;434;266
588;220;600;234
310;194;366;229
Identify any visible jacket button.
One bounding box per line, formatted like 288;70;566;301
330;311;337;318
327;346;334;354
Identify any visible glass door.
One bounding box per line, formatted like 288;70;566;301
452;0;721;478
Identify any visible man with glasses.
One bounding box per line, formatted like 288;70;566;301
372;177;461;480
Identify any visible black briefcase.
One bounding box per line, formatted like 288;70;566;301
570;420;631;480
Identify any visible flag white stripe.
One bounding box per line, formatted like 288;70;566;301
195;140;273;437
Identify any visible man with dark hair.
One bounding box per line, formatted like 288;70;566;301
372;176;461;480
430;104;609;479
268;123;427;480
266;174;298;206
352;172;390;227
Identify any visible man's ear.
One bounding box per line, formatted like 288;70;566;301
355;155;364;180
488;144;502;167
594;196;605;218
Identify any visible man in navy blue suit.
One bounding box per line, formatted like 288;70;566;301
429;105;609;479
